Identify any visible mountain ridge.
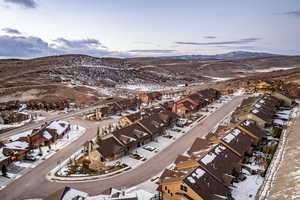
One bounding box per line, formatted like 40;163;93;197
160;51;281;60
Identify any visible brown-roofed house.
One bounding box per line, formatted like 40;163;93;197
96;134;126;161
238;120;267;143
160;166;233;200
217;128;254;158
139;92;162;104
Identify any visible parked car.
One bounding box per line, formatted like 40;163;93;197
176;118;187;127
25;155;37;162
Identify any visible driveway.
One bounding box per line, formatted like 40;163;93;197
0;96;244;200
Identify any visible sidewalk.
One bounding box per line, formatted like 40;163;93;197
48;95;233;182
0;124;86;190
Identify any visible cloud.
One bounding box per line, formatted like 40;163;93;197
53;38;108;50
0;35;53;57
0;34;128;58
215;45;256;50
128;49;177;54
4;0;37;9
2;27;21;35
284;10;300;17
203;36;216;39
175;37;261;46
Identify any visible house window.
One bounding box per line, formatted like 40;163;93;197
180;185;188;192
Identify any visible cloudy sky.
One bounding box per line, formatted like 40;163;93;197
0;0;299;58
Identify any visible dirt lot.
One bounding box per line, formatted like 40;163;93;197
266;110;300;200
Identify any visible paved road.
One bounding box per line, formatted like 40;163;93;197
0;102;113;140
0;96;244;200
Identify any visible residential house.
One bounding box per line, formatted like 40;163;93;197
254;80;274;94
45;186;151;200
172;93;208;117
0;100;20;112
160;166;233;200
119;112;142;128
0;143;11;170
138;114;166;139
97;110;177;161
0;111;29;125
176;139;241;186
215;128;254;158
198;88;221;103
271;90;293;107
247;109;273;128
139;92;162;104
113;123;152;151
237;120;268;143
20;121;70;148
196;144;241;186
96;134;126;162
116;98;141;111
2;141;30;161
98;103;122;117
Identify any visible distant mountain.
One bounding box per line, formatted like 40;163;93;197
162;51;280;60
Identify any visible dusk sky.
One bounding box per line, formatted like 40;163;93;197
0;0;300;58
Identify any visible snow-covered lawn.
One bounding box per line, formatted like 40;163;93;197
257;105;300;200
115;83;182;92
232;169;264;200
49;94;236;181
254;67;298;73
0;117;32;130
0;124;86;190
51;121;202;180
202;76;233;82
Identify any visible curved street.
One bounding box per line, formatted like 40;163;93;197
0;96;245;200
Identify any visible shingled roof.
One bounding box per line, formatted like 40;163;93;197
113;123;150;146
239;120;267;140
250;109;273;123
198;88;221;102
97;135;125;158
187;138;213;157
197;144;241;183
183;166;233;200
221;128;253;157
126;112;142;123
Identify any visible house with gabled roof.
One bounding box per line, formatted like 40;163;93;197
137;114;165;139
139;92;162;104
247;108;273;128
271;90;294;107
45;186;151;200
113;123;151;151
20;121;70;148
196;144;241;186
99;102;122;117
172;92;208;116
197;88;221;103
237;120;268;143
115;98;141;111
215;128;254;158
175;139;241;187
2;141;30;162
96;134;126;161
119;112;143;128
160;166;233;200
